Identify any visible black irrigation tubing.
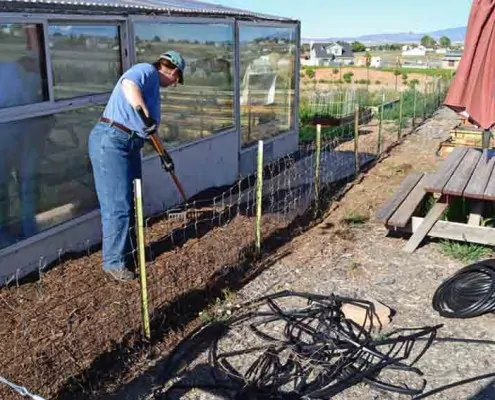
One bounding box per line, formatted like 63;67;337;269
159;290;442;399
432;259;495;319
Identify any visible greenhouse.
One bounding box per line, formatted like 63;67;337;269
0;0;300;281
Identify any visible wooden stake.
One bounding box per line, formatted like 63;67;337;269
255;140;263;254
134;179;150;340
354;105;359;175
315;124;321;206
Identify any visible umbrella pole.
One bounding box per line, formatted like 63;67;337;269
482;129;492;162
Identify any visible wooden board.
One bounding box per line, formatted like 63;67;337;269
467;201;484;226
424;146;468;193
375;172;424;223
484;164;495;200
463;155;495;199
403;200;448;253
387;173;434;228
400;217;495;247
443;149;481;196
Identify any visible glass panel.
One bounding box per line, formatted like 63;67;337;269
239;25;297;148
0;23;49;108
134;22;234;150
0;106;102;249
48;24;122;99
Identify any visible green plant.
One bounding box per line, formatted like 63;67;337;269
408;78;420;89
402;72;408;80
306;67;315;79
333;68;339;74
199;288;237;324
343;72;354;83
343;211;368;224
439;240;492;263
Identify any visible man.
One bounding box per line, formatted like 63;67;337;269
88;50;186;281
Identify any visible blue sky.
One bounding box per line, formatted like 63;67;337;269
212;0;473;38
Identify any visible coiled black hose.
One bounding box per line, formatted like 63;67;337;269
432;259;495;318
160;290;441;399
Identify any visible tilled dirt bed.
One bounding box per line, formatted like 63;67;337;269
0;208;289;399
151;108;495;400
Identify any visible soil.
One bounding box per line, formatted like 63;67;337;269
131;107;495;400
0;107;478;400
301;67;433;95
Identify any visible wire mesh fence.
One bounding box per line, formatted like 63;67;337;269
0;78;451;399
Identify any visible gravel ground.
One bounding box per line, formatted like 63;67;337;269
128;108;495;400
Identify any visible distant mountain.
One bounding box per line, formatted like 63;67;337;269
303;26;466;45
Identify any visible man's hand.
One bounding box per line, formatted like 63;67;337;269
141;114;158;136
135;106;157;135
160;156;175;173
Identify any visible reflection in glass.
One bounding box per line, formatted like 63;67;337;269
0;23;49;108
134;22;234;150
48;24;122;99
0;106;102;249
239;26;297;148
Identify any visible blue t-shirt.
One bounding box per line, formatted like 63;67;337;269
102;63;161;138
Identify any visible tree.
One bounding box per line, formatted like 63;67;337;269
420;35;436;48
439;35;451;48
351;41;366;53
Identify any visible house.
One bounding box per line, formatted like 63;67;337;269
0;0;300;283
442;51;463;69
355;55;381;68
307;41;354;66
402;45;426;57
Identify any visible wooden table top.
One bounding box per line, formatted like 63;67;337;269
424;146;495;200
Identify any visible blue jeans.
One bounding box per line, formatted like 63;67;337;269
88;122;144;271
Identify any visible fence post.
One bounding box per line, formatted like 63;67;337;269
377;92;385;155
423;80;427;120
314;124;321;207
398;91;403;140
412;87;417;130
354;104;359;175
133;178;150;340
255;140;263;255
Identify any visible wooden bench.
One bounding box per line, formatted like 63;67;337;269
375;171;431;228
377;146;495;253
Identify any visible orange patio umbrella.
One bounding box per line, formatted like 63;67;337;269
443;0;495;153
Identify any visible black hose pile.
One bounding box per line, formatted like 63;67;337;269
160;291;442;399
432;259;495;318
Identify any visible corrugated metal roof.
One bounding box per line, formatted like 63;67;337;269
0;0;297;22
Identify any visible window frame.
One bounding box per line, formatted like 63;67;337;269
0;12;129;124
237;20;300;148
129;15;238;156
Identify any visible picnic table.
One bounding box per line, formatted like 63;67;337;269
376;146;495;252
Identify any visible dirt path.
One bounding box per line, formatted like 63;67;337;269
156;108;495;400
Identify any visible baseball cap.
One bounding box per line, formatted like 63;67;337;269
159;50;186;84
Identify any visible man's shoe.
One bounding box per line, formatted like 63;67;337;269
104;268;136;281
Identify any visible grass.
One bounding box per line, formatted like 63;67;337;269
343;211;369;225
439;240;492;263
198;288;237;324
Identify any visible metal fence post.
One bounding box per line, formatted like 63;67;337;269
255;140;263;255
377;92;385;154
398;90;403;140
315;124;321;207
423;80;427;120
412;87;417;130
133;178;150;340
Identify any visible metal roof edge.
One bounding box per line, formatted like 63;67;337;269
0;0;299;22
